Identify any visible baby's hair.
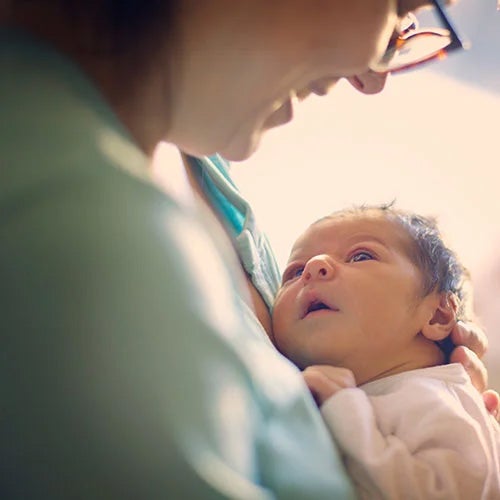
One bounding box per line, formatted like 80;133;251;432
319;202;472;322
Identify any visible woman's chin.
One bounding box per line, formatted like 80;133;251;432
218;100;295;161
217;129;263;162
219;139;259;162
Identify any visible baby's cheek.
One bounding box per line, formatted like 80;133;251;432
271;298;289;347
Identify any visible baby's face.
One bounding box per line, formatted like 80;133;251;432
272;214;433;377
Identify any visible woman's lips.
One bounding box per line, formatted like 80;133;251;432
307;77;341;96
263;69;387;133
263;97;294;130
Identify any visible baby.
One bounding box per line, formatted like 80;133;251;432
272;204;500;499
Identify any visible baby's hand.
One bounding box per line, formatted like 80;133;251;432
303;365;356;406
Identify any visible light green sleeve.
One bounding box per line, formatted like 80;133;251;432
0;28;355;499
0;170;355;498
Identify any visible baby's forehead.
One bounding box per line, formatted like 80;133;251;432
304;212;402;238
292;212;414;255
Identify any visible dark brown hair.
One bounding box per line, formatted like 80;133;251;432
19;1;179;53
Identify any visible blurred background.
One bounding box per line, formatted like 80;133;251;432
232;1;500;390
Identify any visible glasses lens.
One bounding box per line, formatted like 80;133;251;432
370;0;466;74
373;30;452;73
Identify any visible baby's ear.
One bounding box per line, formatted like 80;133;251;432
421;292;458;341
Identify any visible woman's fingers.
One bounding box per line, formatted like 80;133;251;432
450;321;488;359
450;346;488;393
482;390;500;422
449;324;498;420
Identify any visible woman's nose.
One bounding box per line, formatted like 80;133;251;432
346;70;388;95
302;255;335;282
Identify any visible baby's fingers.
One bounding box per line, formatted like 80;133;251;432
303;366;355;406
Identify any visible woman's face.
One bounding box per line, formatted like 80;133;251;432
166;1;394;161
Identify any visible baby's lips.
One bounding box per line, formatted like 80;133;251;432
299;288;339;319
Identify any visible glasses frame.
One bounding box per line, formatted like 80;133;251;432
375;0;468;74
427;0;466;53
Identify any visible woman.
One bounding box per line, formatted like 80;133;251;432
1;1;496;497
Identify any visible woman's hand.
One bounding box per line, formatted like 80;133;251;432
450;321;500;421
302;366;356;406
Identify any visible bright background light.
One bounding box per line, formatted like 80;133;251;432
235;74;500;275
232;3;500;391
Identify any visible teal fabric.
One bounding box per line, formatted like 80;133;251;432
0;28;356;499
187;154;281;311
188;154;245;236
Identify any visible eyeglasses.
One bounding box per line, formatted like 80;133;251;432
371;0;468;74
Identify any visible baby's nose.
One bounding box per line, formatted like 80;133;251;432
303;256;335;282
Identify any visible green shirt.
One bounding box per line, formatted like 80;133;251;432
0;28;355;499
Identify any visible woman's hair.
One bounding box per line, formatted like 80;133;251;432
19;1;179;53
322;202;472;321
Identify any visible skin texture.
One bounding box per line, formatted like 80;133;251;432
5;0;497;413
164;0;398;160
272;214;456;388
6;0;426;160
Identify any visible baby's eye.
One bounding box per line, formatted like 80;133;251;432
293;267;304;278
282;266;304;284
349;251;374;263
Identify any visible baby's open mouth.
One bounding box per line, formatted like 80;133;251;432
302;299;339;318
